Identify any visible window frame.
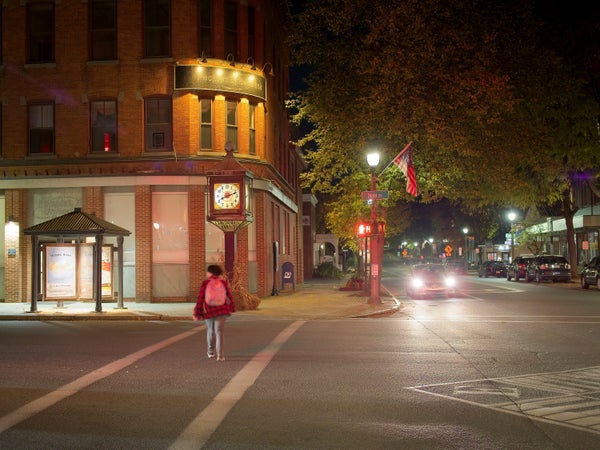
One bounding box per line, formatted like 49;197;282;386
90;99;118;153
143;0;171;58
144;96;173;152
28;102;55;155
226;100;238;151
199;98;213;151
224;1;237;60
89;0;117;61
249;104;256;155
198;0;212;57
27;2;55;64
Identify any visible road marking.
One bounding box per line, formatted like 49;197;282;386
169;320;306;450
0;327;203;434
453;385;519;397
407;365;600;435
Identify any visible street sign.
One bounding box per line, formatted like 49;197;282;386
361;190;389;201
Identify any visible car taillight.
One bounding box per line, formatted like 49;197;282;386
540;264;548;270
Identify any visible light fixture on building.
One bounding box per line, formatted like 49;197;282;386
247;57;257;70
262;62;274;76
226;53;235;67
5;215;19;259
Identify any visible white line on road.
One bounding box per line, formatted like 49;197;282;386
0;327;203;434
169;320;306;450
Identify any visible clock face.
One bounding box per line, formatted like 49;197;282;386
214;182;241;210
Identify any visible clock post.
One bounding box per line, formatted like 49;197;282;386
207;142;254;281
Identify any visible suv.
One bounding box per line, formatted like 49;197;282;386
506;255;535;282
525;255;571;283
581;256;600;290
478;260;507;278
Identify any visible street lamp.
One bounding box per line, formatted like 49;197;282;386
462;227;469;263
366;151;381;304
508;211;516;263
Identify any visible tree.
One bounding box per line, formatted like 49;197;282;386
289;0;600;268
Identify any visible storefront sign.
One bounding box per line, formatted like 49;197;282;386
174;65;266;100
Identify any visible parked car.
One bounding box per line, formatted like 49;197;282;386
406;263;457;298
525;255;571;283
581;256;600;290
478;260;507;278
444;257;468;275
506;255;535;282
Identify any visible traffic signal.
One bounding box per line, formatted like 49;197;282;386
357;222;372;237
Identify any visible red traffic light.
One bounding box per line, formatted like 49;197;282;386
357;223;372;237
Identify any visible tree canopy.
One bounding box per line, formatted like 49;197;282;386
289;0;600;257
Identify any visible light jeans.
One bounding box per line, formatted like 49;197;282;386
205;315;227;358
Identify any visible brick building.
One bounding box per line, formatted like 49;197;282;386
0;0;304;303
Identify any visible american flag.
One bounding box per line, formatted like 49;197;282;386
392;142;418;197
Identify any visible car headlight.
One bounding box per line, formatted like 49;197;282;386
445;276;456;288
411;277;424;288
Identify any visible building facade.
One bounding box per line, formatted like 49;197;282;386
0;0;304;303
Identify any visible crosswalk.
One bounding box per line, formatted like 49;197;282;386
407;366;600;435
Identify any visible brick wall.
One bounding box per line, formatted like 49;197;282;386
83;187;104;218
135;185;152;302
188;184;206;300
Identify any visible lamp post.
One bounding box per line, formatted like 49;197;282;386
366;151;381;304
508;211;516;263
462;227;469;264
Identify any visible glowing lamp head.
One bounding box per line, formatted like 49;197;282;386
366;152;380;168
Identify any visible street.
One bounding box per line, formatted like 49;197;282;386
2;267;600;449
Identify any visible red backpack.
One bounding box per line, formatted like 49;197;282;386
205;278;227;306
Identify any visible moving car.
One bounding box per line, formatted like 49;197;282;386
478;260;507;278
406;263;457;298
581;256;600;290
525;255;571;283
506;255;535;282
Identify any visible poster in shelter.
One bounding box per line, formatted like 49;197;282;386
77;244;114;298
45;244;77;299
101;245;113;297
78;244;94;298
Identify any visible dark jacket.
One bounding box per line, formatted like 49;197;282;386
193;275;235;320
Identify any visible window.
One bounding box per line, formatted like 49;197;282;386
224;1;237;60
200;99;212;151
248;6;255;59
145;97;172;151
249;104;256;155
198;0;211;56
29;103;54;154
226;100;237;150
91;100;117;153
0;8;3;64
144;0;171;58
90;0;117;61
27;3;54;63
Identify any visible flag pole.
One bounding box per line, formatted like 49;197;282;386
377;141;412;177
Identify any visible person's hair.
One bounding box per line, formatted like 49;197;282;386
207;265;223;276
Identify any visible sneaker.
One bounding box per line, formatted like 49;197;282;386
217;356;225;361
207;352;215;359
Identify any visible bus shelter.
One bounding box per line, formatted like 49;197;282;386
23;208;131;313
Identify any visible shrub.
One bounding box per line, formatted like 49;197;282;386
313;262;344;279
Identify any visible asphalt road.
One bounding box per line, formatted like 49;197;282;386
1;270;600;449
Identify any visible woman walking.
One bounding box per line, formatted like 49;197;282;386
193;265;235;361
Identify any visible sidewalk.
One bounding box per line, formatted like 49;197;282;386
0;279;401;321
